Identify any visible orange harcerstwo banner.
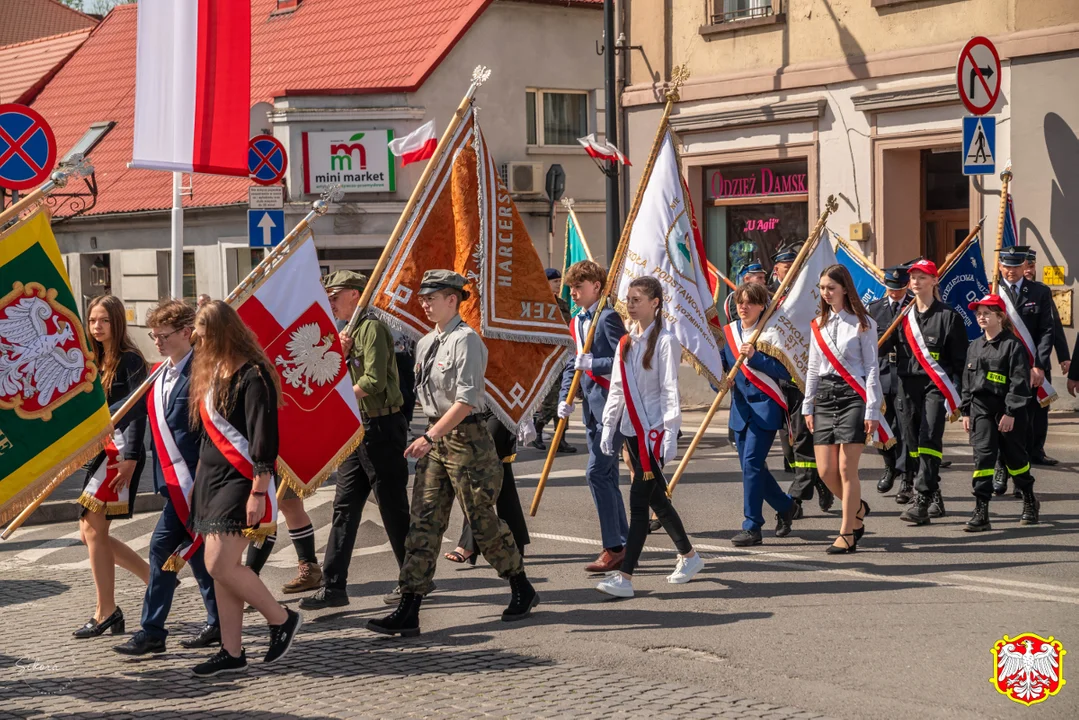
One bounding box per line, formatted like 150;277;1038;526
371;108;572;429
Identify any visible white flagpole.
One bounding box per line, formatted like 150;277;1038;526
170;171;183;299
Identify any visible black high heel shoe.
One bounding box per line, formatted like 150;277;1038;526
444;550;477;566
826;534;857;555
853;499;871;541
73;607;125;638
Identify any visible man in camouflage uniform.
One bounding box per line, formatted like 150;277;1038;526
531;268;577;453
367;270;539;638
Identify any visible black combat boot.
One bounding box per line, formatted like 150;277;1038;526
366;592;422;637
895;477;915;505
992;463;1007;496
502;572;539;622
899;492;931;525
814;477;834;512
877;468;897;494
928;489;946;518
1020;488;1041;525
965;498;991;532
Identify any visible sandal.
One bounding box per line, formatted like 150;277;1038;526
826;534;857;555
444;550;477;566
854;499;870;541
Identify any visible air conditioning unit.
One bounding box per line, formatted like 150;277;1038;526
500;162;544;195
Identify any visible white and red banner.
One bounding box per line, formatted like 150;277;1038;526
613;129;722;385
146;363;202;570
389;120;437;167
236;238;363;496
810;320;896;449
577;133;631;166
723;323;788;411
1000;290;1057;406
902;313;962;419
77;429;129;516
131;0;251;175
614;335;664;478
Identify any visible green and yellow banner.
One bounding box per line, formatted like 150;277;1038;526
0;209;110;524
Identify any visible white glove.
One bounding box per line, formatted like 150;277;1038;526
516;418;537;446
557;400;575;419
574;353;594;371
600;426;614;456
661;429;678;466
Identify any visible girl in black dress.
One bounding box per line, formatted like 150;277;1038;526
186;301;301;677
74;295;150;639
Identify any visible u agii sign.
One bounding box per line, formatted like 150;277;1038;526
301;129;396;194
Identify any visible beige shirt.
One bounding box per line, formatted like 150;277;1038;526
414;315;487;418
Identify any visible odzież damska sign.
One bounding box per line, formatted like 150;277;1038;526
301;129;396;194
708;161;808;200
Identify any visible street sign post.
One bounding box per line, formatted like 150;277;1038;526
248;208;285;247
248;134;287;186
962;116;996;175
956;36;1001;115
0;104;57;191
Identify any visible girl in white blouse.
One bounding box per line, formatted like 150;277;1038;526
595;276;702;598
802;265;882;554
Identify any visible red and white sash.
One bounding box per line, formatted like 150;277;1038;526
569;313;610;390
901;312;961;420
723;322;788;412
1000;290;1057;406
146;361;202;571
199;392;277;543
810;319;896;449
616;335;664;479
78;428;130;516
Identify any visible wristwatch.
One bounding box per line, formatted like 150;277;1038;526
422;432;435;444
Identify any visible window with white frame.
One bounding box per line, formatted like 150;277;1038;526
712;0;777;23
526;89;589;146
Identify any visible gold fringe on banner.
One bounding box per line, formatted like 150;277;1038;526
755;339;806;392
75;492;105;515
161;553;186;573
0;431;108;526
277;427;364;499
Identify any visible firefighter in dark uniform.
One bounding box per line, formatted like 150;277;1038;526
961;294;1039;530
892;259;969;525
866;266;912;496
1023;247;1067;467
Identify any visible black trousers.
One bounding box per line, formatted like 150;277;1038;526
621;436;691;577
970;403;1033;502
896;377;948;495
322;412;411;591
1032;400;1049;459
880;392;907;476
396;351;416;423
459;416;530;554
784;385;820;500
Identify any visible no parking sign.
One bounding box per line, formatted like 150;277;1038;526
0;104;56;191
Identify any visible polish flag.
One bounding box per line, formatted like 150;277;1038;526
131;0;251;175
389;121;438;167
577;133;631;166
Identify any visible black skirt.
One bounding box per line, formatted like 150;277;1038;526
812;375;868;445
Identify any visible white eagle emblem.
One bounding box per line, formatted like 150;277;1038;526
0;295;86;410
274;322;342;396
997;639;1061;702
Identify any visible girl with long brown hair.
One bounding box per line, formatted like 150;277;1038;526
74;295;150;639
802;265;883;554
185;301;301;677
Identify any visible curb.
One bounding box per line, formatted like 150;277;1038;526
20;493;167;528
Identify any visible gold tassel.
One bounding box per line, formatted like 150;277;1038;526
0;430;109;526
643;471;655;480
162;553;187;573
108;501;128;517
503;453;517;464
76;493;106;515
243;521;277;546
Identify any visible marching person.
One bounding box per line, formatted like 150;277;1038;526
1021;247;1066;468
802;265;884;554
866;267;912;497
595;277;702;598
720;282;798;546
299;271;412;610
556;260;629;573
722;262;768;323
768;244;798;294
961;295;1039;531
114;300;220;655
891;260;969;526
186;301;302;677
531;268;577;454
367;270;538;637
75;295;150;639
241;491;320;596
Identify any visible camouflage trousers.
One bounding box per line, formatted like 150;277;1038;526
534;381;560;429
399;420;523;594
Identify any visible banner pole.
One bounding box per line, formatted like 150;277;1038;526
529;65;691;517
665;195;839;499
992;165;1012;294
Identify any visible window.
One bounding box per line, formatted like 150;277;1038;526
712;0;775;23
526;89;589;146
156;250;197;304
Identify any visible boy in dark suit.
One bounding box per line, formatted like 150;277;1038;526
114;300;219;655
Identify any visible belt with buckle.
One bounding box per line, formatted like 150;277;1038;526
427;414;481;426
363;405;401;419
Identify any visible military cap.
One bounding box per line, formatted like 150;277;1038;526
1024;247;1037;262
883;266;909;290
741;262;766;276
418;269;469;296
999;246;1031;267
545;267;562;280
771;244;800;263
322;270;368;292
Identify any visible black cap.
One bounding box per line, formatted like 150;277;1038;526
883;266;909;290
771;244;799;263
999;246;1031;267
545;267;561;280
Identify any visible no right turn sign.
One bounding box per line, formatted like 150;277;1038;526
956;36;1002;115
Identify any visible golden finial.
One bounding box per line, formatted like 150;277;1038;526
666;65;691;102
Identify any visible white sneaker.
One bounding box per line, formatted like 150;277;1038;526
595;571;634;598
667;553;704;584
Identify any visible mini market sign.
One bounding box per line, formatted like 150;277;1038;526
302;129;396;193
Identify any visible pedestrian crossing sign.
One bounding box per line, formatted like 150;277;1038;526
962;115;995;175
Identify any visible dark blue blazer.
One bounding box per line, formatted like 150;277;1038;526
559;306;626;426
721;321;791;433
147;358;200;496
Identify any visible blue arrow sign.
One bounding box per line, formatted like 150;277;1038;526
249;209;284;248
962;116;995;175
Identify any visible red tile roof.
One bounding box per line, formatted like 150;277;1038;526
0;29;93;105
0;0;97;47
30;0;600;218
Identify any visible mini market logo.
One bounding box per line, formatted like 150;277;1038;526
991;633;1065;706
330;133;368;171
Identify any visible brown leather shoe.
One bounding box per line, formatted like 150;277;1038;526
584;549;625;574
282;562;322;594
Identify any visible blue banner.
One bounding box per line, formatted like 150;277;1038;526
835;241;885;306
939;238;992;341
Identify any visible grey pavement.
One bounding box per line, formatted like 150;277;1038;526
1;409;1076;718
